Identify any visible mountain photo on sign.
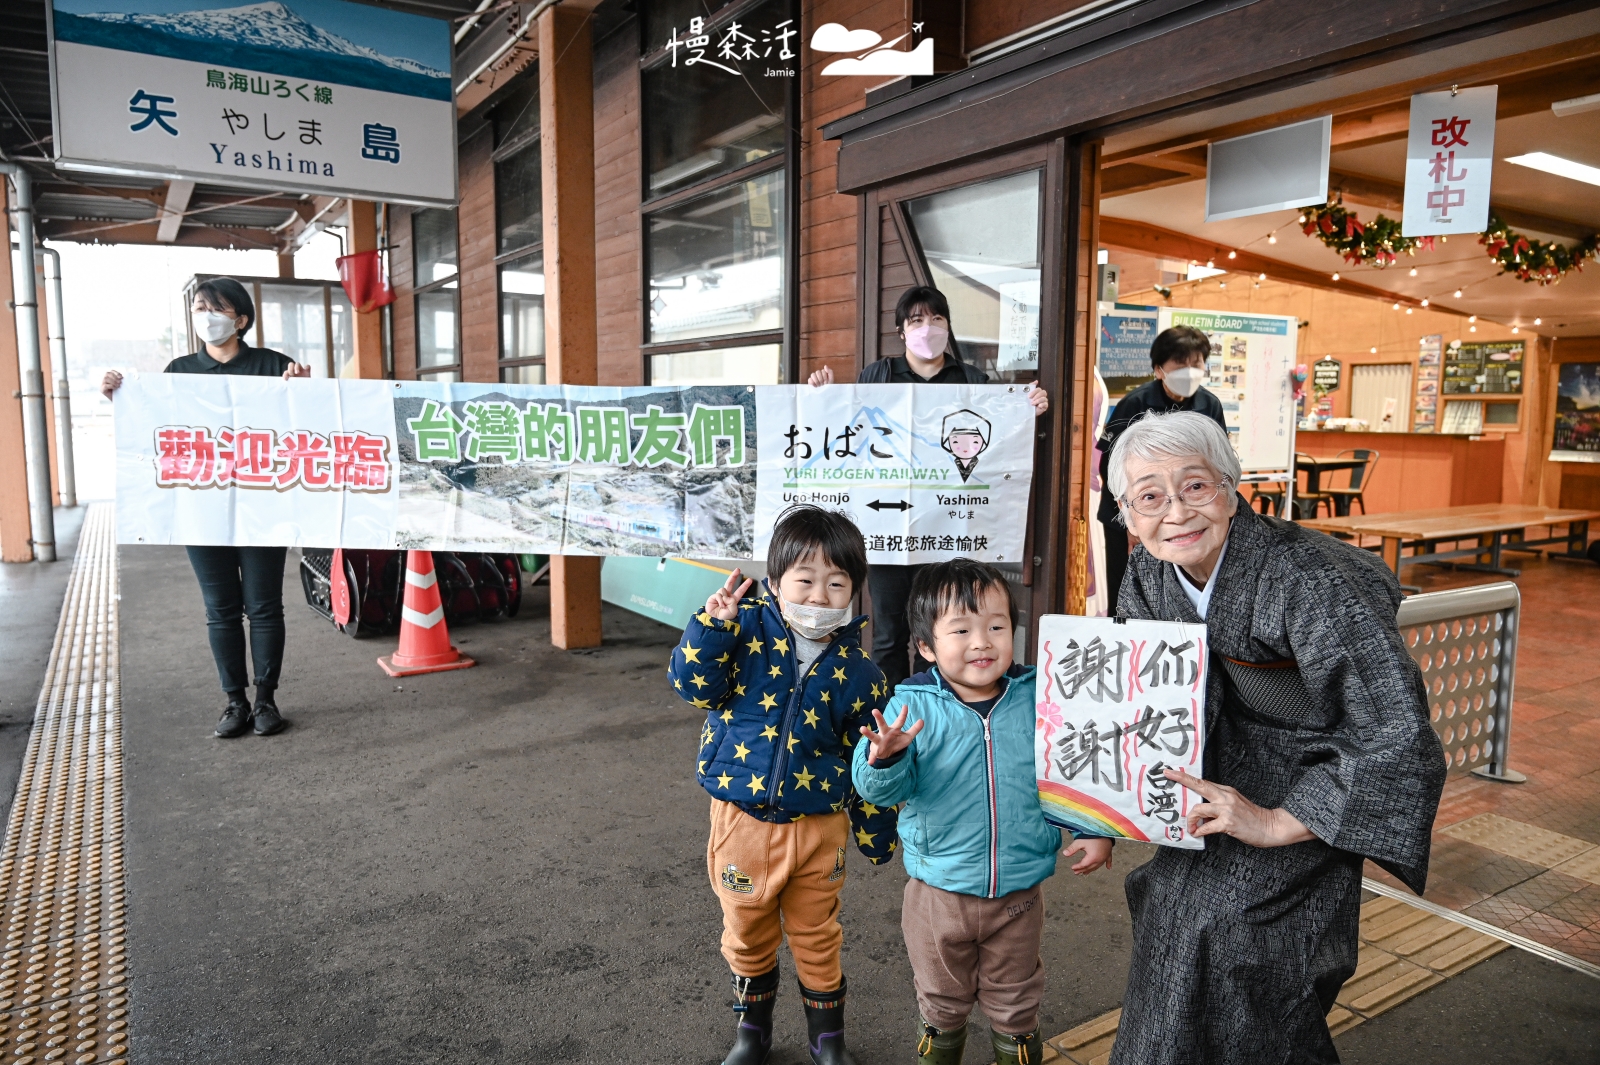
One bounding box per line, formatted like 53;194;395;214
51;0;452;100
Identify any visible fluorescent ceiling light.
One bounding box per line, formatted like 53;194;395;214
1506;152;1600;187
1552;92;1600;118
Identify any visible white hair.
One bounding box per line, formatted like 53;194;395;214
1106;410;1242;502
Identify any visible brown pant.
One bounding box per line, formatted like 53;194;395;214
902;877;1047;1035
706;799;851;991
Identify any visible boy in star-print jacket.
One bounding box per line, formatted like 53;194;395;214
669;506;898;1065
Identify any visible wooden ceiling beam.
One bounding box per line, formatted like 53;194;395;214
1102;35;1600;167
1099;216;1423;305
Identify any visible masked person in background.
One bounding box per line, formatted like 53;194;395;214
1096;325;1227;611
807;286;1048;690
102;277;310;738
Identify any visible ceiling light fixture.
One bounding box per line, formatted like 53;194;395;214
1369;347;1377;354
1512;326;1519;333
1553;92;1600;117
1258;273;1266;281
1268;234;1277;244
1206;260;1215;268
1469;315;1477;322
1406;308;1414;315
1392;302;1400;310
1506;151;1600;187
1470;325;1477;332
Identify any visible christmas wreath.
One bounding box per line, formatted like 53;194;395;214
1300;198;1433;267
1481;215;1600;286
1299;198;1600;285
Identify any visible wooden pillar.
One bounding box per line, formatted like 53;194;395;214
0;192;33;561
277;252;295;279
540;4;602;650
344;199;385;379
1062;139;1101;616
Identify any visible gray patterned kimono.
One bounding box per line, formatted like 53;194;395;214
1109;502;1446;1065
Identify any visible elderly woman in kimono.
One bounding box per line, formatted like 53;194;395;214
1104;411;1445;1065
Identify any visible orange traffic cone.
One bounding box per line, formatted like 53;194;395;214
378;551;477;676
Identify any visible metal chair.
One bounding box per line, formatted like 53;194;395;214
1322;449;1379;516
1256;454;1327;519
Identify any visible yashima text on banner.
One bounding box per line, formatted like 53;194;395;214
1035;615;1208;849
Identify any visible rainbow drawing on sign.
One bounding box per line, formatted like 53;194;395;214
1038;779;1149;841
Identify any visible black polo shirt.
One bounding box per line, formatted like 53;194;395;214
883;356;972;385
1096;378;1228;522
165;344;294;377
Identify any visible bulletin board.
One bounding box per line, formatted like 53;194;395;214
1159;308;1300;473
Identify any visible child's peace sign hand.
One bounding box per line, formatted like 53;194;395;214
859;705;925;765
705;568;754;621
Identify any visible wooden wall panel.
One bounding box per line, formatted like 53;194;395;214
800;0;914;382
594;17;642;385
966;0;1094;53
457;118;499;383
389;203;417;380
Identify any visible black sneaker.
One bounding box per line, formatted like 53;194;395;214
215;695;252;738
252;693;288;736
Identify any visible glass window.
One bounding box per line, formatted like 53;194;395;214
651;343;781;385
491;77;539;151
641;0;792;197
257;284;328;375
416;289;459;370
502;363;547;385
329;289;352;376
418;369;459;383
642;0;739;51
648;169;783;343
500;253;545;365
413;208;458;285
905;169;1043;380
496;142;543;255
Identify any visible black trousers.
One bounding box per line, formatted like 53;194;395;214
1100;516;1131;616
867;563;934;692
186;546;288;695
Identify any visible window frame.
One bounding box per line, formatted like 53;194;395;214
637;0;799;385
497;247;547;382
410;207;462;380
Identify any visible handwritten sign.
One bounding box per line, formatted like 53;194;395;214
1403;86;1497;237
1035;615;1208;850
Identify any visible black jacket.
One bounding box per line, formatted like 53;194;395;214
1097;378;1227;522
857;355;989;385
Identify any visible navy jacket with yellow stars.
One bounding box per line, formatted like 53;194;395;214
669;582;900;864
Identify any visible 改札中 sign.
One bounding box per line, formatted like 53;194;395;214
1035;615;1208;849
48;0;456;206
1403;86;1497;237
114;376;1035;564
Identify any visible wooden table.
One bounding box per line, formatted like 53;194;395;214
1295;456;1368;518
1300;504;1600;582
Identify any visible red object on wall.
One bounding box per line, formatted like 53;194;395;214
336;250;396;313
330;547;351;627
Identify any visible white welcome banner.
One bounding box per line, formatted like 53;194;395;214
115;376;1034;563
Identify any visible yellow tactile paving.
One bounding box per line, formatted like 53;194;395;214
1552;847;1600;888
1439;812;1597;871
0;505;128;1065
1046;894;1509;1062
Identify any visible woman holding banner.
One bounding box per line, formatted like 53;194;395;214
1103;410;1444;1065
102;277;309;739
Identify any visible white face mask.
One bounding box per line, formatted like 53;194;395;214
780;596;851;641
1163;366;1205;398
193;310;239;344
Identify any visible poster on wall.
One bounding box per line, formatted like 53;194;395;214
1096;303;1160;395
114;377;1036;561
1159;308;1298;472
48;0;457;205
1414;334;1442;432
1444;339;1524;394
1034;614;1208;849
1551;363;1600;462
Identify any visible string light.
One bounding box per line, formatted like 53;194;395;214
1512;326;1519;333
1392;302;1400;310
1369;346;1377;354
1454;288;1464;298
1227;250;1237;259
1468;315;1477;322
1421;298;1430;307
1268;234;1277;244
1258;273;1266;281
1332;272;1340;281
1470;325;1477;332
1409;267;1418;277
1406;308;1414;315
1535;317;1542;325
1206;260;1215;268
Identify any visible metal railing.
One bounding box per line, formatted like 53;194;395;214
1396;581;1525;782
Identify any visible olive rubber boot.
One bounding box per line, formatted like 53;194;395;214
721;966;778;1065
799;978;856;1065
915;1016;968;1064
993;1028;1045;1065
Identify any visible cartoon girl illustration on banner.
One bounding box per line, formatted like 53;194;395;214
941;410;991;483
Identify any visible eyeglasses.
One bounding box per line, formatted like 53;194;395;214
1121;479;1231;517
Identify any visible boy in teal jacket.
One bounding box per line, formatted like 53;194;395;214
853;559;1113;1065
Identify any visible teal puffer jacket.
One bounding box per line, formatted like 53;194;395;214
852;665;1070;898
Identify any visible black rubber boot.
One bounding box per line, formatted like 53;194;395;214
215;692;251;738
992;1028;1045;1065
799;977;856;1065
721;966;778;1065
915;1016;968;1063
